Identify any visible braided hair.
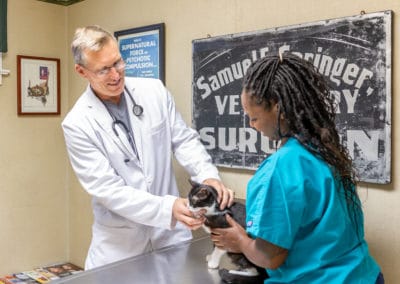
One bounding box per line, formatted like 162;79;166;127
243;53;361;229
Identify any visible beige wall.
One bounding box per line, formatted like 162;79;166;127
0;0;69;274
1;0;399;282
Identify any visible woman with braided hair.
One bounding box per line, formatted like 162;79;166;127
211;54;383;283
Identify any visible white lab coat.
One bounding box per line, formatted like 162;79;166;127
62;77;219;269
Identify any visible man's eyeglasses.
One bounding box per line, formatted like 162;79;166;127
83;59;126;78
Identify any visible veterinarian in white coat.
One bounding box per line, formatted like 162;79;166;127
62;25;234;269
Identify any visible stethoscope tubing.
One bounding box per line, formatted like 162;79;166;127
124;86;144;117
100;85;144;161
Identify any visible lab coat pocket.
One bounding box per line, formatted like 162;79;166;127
147;119;167;134
139;119;171;175
143;119;170;150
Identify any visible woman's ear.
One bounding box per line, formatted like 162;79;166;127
276;103;285;120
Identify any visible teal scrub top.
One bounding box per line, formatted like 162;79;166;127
246;138;380;283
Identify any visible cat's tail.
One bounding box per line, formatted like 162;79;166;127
219;268;268;284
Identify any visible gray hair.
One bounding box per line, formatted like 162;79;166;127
71;25;115;66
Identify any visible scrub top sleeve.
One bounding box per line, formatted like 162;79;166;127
246;164;305;250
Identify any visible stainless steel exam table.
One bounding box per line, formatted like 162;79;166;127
52;237;225;284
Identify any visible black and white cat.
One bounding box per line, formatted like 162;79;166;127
188;180;268;284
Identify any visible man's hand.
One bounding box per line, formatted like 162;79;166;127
172;197;205;230
203;178;235;210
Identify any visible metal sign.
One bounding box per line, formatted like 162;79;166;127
192;10;392;184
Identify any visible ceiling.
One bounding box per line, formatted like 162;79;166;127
37;0;85;6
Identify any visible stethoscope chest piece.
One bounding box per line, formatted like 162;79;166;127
132;104;144;117
125;86;144;117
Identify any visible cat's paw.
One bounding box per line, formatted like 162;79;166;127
207;259;220;269
207;247;225;269
206;254;219;269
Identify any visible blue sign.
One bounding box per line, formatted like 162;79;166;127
119;31;160;79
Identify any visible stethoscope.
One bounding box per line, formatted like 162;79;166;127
125;85;144;117
101;86;144;161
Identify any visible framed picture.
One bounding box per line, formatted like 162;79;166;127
114;23;165;83
17;55;60;115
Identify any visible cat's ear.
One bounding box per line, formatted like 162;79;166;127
189;179;200;187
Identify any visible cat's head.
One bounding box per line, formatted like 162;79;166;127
187;180;219;216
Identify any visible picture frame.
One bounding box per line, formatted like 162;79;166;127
17;55;60;115
114;23;165;83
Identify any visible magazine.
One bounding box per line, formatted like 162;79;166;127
20;271;49;284
32;269;58;281
0;262;83;283
0;274;39;284
41;262;83;278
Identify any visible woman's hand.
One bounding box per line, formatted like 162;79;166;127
210;214;250;253
211;214;288;269
203;178;235;210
